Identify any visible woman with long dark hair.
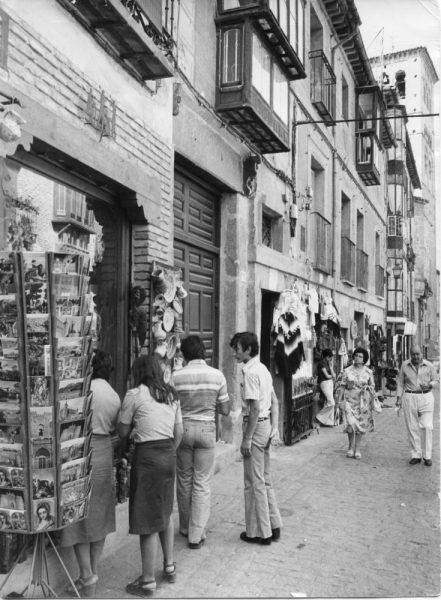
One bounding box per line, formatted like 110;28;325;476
119;355;183;597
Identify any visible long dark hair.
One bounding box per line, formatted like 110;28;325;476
131;355;177;405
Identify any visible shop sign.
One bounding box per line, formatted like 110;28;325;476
83;89;116;140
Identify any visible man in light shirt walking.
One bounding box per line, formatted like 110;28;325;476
396;345;438;466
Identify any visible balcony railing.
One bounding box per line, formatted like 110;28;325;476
375;265;384;297
340;236;355;284
356;249;368;290
56;0;174;81
314;214;332;273
309;50;336;125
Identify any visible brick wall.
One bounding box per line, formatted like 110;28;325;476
3;8;175;287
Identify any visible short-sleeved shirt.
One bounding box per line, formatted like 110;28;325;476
241;356;272;419
397;359;438;396
119;384;182;443
172;359;229;422
90;378;121;435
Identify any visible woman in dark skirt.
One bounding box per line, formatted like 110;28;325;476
119;355;182;597
61;350;121;596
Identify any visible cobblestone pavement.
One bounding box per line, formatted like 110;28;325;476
78;392;440;599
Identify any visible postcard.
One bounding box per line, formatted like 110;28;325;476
0;443;23;467
60;475;89;505
0;403;21;425
58;378;84;400
32;467;56;499
57;356;84;380
51;253;83;275
60;437;85;464
54;315;84;338
23;282;48;314
22;252;47;284
52;273;81;298
25;314;49;334
60;455;88;484
0;359;20;382
29;407;54;439
0;338;19;360
31;438;54;469
0;424;23;444
33;497;56;531
56;337;84;359
0;508;27;531
0;380;21;403
58;396;87;422
0;318;18;337
29;376;51;406
60;419;85;443
0;466;24;488
28;333;50;377
0;296;18;318
0;252;18;296
54;296;82;317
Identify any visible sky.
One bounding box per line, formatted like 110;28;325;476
356;0;440;66
356;0;440;268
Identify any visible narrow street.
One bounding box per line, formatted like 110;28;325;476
87;392;440;599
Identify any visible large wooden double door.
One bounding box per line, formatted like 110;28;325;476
173;169;220;366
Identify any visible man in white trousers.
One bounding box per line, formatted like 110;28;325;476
396;345;438;466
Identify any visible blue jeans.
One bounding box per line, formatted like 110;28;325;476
243;419;282;538
176;419;216;544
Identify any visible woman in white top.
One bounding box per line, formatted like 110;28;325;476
119;355;183;598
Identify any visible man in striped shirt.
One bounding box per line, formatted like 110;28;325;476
172;335;230;549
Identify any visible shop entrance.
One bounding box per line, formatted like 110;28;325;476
1;148;131;399
173;168;220;366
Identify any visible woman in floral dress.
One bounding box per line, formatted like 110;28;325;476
336;347;375;459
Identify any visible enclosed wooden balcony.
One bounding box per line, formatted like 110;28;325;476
356;131;382;185
216;23;291;153
56;0;174;81
216;0;307;80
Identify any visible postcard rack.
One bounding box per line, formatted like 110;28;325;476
0;251;94;534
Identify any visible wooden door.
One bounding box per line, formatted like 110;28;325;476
174;170;219;366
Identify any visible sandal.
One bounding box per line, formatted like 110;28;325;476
163;562;176;583
126;577;157;598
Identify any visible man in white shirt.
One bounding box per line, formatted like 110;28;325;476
230;332;282;545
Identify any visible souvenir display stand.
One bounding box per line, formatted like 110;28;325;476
150;261;187;382
0;251;95;597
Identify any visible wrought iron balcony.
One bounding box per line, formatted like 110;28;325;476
340;236;355;284
356;249;368;291
56;0;174;81
309;50;336;125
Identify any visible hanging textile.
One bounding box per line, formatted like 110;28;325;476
272;288;307;377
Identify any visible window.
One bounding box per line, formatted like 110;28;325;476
252;34;271;104
221;27;243;85
54;184;67;216
342;76;348;121
0;9;9;70
262;214;273;247
300;225;306;251
252;33;288;123
388;215;403;236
